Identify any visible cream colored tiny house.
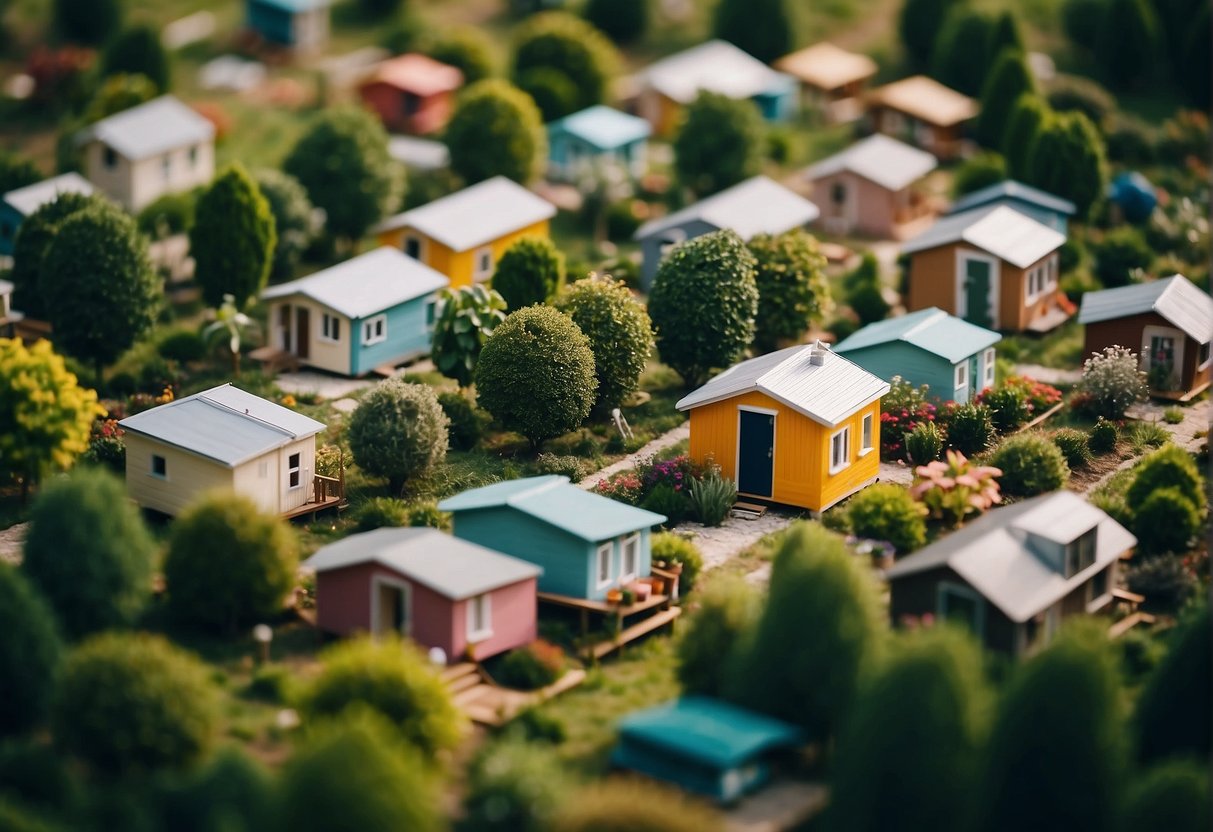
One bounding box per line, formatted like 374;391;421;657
119;385;326;517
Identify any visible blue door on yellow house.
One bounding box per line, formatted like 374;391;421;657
738;410;774;498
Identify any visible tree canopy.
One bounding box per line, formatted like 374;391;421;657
426;27;495;85
53;0;121;44
931;7;997;95
253;167;319;282
1132;604;1210;764
347;379;450;494
492;236;565;311
747;229;831;353
712;0;792;63
9;190;104;320
101;24;170;92
190;163;276;309
511;12;618;115
583;0;648;44
1094;0;1161;90
1026;110;1107;218
445;79;547;185
978;48;1036;148
0;564;62;739
673;92;764;197
676;576;760;698
1002;93;1050;179
899;0;968;68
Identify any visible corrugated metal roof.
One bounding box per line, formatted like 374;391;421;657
303;527;542;600
947;179;1076;218
261;247;448;319
775;42;877;90
803;134;937;192
616;696;803;768
900;205;1065;268
439;475;666;541
3;173;95;217
833;307;1001;363
884;492;1136;623
118;384;325;467
639;39;794;104
676;341;890;428
374;176;557;251
634;176;819;241
78;96;215;161
549;105;651;150
1078;274;1213;343
867;75;978;127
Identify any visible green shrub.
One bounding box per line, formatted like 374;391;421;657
348;379;450;494
491;237;565;311
688;469;737;527
253;168;320;282
515;66;579;122
1162;407;1184;424
406;500;451;531
550;780;726;832
1117;628;1165;683
953;152;1008;196
747;229;831;353
54;0;121;44
1089;417;1119;453
1132;604;1210;763
1047;73;1117;127
1092;226;1152;287
848;279;890;327
438;391;488;450
245;664;295;704
425;27;495;85
676;576;759;698
650;532;703;593
640;482;691;526
158;329;206;363
1133;488;1201;555
846;484;928;555
1077;346;1148;419
912;450;1003;527
0;565;63;738
981;385;1030;433
1126;421;1170;452
462;738;569;832
1119;761;1211;832
446;79;547;185
1051;428;1092;468
1125;445;1204;511
905;420;944;464
511;12;618;114
990;434;1070;497
354;497;409;531
944;403;996;455
495;640;565;690
532;452;594;481
1127;555;1198;613
136;191;196;237
673;91;764;197
511;707;567;744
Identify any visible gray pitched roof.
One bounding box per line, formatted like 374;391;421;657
78;96;215;161
261;247;448;319
304;527;542;600
884;492;1136;623
676;341;890;428
947;179;1076;217
638;39;794;104
900;205;1065;268
833;307;1001;364
2;173;95;217
803;134;937;192
118;384;325;467
1078;274;1213;343
634;175;819;241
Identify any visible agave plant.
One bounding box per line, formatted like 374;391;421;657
910;450;1002;527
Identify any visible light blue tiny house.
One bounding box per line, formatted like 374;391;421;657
546;105;651;183
0;173;95;257
261;247;448;377
246;0;330;50
439;476;666;602
833;307;1002;402
947;180;1076;234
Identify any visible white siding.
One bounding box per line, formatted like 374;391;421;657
124;433;235;516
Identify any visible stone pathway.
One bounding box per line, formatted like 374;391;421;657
682;509;802;572
275;372;374;400
577;423;690;487
1126;398;1209;452
1014;364;1083;385
0;523;26;566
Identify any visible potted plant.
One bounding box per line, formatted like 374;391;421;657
606;588;624;605
621;588;637;606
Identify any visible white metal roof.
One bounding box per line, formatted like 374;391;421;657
374;176;557;251
118;384;325;467
78;96;215;161
802;134;937;192
388;135;450;171
900;205;1065;268
635;175;819;241
1078;274;1213;343
261;247;448;319
676;341;890;428
639;39;794;104
2;173;95;217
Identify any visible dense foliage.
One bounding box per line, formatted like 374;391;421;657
1002;93;1050;178
673;92;764;197
978;49;1035;148
348;379;450;494
583;0;647;44
899;0;966;67
462;738;568;832
1132;604;1210;764
989;434;1070;497
101;25;169;92
676;575;759;697
511;12;618;116
952;152;1008;196
911;450;1002;526
253;168;319;282
426;27;495;85
747;230;831;353
1025;110;1107;218
0;565;62;738
446;79;547;184
845;483;928;555
10;191;105;320
53;0;120;44
944;402;996;455
1094;0;1160;90
650;531;703;592
438;390;488;450
1092;226;1152;287
1075;345;1148;419
430;284;508;387
191;163;277;309
555;275;653;413
492;236;566;311
712;0;791;63
932;8;997;95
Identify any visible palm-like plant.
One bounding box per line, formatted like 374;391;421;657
430;285;507;388
203;294;260;378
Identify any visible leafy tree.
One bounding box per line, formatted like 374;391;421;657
40;203;158;382
673;92;764;197
846;252;890;326
252;168;318;282
347;379;450;494
648;230;758;387
1025;111;1107;218
101;25;169;92
154;747;273;832
550;781;726;832
713;0;792;63
978;49;1035;148
1002;93;1050;178
1119;761;1211;832
164;492;299;633
83;72;158;124
52;632;219;774
191;164;276;309
1092;226;1152;287
431;285;508;387
0;565;62;738
438;391;488;450
475;305;597;449
356;0;402;19
23;467;155;639
1063;0;1103;49
1047;73;1117;128
827;627;989;832
584;0;648;44
845;483;928;554
9;190;103;320
931;7;997;95
988;9;1024;56
512;12;618;113
676;576;760;698
1095;0;1160;89
1133;604;1210;764
952;152;1008;196
0;150;41;194
284;108;403;244
747;229;831;353
1178;2;1210;107
554;274;653;413
302;636;464;758
461;738;569;832
492;236;565;310
445;80;546;184
1132;487;1202;555
53;0;121;44
729;522;884;741
899;0;967;68
989;434;1070;497
426;27;496;85
515;66;579;122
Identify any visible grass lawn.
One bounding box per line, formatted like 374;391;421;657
996;320;1085;369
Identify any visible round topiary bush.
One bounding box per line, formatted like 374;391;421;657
550;780;726;832
989;434;1070;497
1133;487;1202;555
353;497;409;532
944;403;997;456
0;565;62;739
1051;428;1093;468
1125;445;1204;512
1088;417;1119;453
437;391;488;451
158;329;207;363
511;12;618;114
846;483;929;555
650;532;704;594
492;237;565;311
462;737;569;832
495;640;565;690
445;79;547;185
348;379;450;494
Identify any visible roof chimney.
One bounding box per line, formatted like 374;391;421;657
808;339;828;366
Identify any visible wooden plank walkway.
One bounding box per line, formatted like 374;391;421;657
589;606;682;660
444;666;588;728
1108;611;1156;639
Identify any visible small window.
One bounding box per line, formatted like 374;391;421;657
1199;341;1211;369
425;300;437;328
829;426;851;474
620;534;639;581
151;454;167;479
1086;566;1111;610
831;182;847;205
188;145;198;168
938;583;984;638
162;155;171;181
473;246;494;281
860;413;874;454
954;361;968;391
103;146;117;169
466;594;492;641
983;347;996;388
1064;529;1098;577
362;314;387;345
321;313;341;342
288;452;301;489
596;541;613;589
404;236;422;260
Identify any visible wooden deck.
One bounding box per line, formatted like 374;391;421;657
1108;611;1156;639
441;662;587;728
282;494;344;519
589;607;682;660
539;586;682;662
1151;380;1211;402
282;472;347;519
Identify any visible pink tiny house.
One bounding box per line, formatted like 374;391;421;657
304;528;542;663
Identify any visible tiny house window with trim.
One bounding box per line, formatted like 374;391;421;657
467;594;492;641
288;453;301;489
362;315;387;345
321;313;341;342
151;454;168;479
829;426;851;474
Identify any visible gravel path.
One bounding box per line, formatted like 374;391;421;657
1014;364;1083;385
577;423;689;487
0;523;26;566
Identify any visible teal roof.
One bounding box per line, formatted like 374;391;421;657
549;105;651;151
833;307;1001;364
617;697;803;769
438;476;666;541
948;179;1076;218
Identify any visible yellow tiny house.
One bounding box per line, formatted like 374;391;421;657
677;342;889;513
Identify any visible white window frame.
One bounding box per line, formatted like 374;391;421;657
859;412;874;456
595;541;613;590
829;426;851;475
287;452;302;490
320;313;341;343
619;533;640;583
188;145;198;168
466;593;493;642
473;246;494;282
425;299;438;331
162;155;171;182
937;581;986;640
362;314;387;346
150;453;168;480
982;347;996;389
954;361;968;395
103;145;118;169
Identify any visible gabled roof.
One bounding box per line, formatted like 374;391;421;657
634;175;819;241
900;205;1065;268
439;476;666;542
261;247;448;319
1078;274;1213;343
638;39;795;104
676;341;890;428
118;384;325;467
947;179;1076;218
304;527;541;600
362;53;463;96
775;42;877;90
802;134;937;192
884;491;1136;623
616;696;803;769
77;96;215;161
833;307;1001;364
549;105;651;150
2;173;95;217
868;75;978;127
375;176;557;251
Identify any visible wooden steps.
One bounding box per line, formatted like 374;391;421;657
1108;611;1157;639
440;661;479;683
590;607;682;660
731;501;768;521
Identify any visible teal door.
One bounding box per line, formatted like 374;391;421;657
969;354;981;398
962;259;993;328
738;410;774;498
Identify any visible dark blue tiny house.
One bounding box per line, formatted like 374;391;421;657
546;105;651;183
947;180;1076;234
246;0;330;50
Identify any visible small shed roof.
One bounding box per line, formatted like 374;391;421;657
3;173;95;217
362;53;463;96
676;341;890;428
439;475;666;541
634;175;819;241
375;176;557;251
118;384;325;467
867;75;978;127
77;96;215;161
802;134;937;192
775;42;877;91
833;307;1001;364
639;39;794;104
1078;274;1213;343
884;491;1136;623
388;136;450;171
617;697;803;769
947;179;1076;218
261;247;448;319
304;527;542;600
900;205;1065;268
548;105;651;151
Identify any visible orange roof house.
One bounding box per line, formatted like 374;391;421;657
775;42;877;122
866;75;978;160
358;53;463;135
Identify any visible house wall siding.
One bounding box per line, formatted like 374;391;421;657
808;170;900;239
450;507;591;598
84;140;214;212
869;107;963;159
124;434;235;516
349;295;436;376
359;83;453;135
377;220;551;288
268;297;351;375
456;577;538;661
1084;312;1208;394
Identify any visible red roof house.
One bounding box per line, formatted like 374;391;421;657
358;54;463;135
